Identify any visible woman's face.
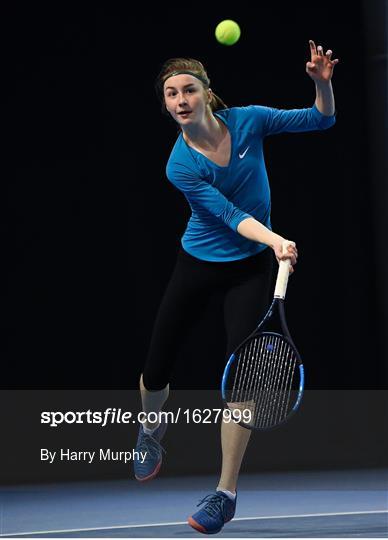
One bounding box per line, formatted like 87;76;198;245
163;74;211;126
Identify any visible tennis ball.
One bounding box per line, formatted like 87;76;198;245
215;20;241;46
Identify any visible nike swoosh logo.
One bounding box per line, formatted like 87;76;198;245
239;146;250;159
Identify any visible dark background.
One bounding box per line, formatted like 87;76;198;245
4;2;388;390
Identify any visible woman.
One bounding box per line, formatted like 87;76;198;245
134;40;338;534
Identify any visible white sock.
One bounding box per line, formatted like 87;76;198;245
143;424;159;435
217;487;236;500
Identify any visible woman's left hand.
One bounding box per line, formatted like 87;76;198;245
306;40;339;83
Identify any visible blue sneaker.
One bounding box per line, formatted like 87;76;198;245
134;420;167;482
188;491;237;534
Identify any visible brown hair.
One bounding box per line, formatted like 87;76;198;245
155;58;227;115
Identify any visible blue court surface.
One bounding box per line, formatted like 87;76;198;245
0;469;387;537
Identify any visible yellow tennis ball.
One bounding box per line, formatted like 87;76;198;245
215;20;241;46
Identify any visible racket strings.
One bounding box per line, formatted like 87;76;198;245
229;334;298;429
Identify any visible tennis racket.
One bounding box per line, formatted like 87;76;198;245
221;240;304;430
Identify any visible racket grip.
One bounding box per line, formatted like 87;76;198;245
274;240;295;299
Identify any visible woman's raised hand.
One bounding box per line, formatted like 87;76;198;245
306;40;339;83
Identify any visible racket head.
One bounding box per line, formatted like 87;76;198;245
222;330;304;430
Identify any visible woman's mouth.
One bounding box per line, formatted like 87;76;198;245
178;111;192;117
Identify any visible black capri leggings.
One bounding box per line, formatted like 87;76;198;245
142;246;275;391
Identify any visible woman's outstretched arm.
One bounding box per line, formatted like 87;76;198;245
307;39;339;116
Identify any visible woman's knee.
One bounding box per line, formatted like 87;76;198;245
142;369;170;391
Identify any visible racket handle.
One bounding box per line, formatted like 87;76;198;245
274;240;295;299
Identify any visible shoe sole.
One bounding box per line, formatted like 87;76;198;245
188;517;221;535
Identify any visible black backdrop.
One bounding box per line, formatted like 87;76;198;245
4;2;387;390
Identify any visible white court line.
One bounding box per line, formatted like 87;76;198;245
1;509;387;537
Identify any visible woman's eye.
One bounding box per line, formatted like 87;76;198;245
166;88;195;97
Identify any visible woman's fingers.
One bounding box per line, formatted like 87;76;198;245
325;49;339;66
310;41;325;57
280;251;297;266
309;39;317;58
287;245;298;259
310;41;338;63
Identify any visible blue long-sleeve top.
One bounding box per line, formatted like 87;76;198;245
166;104;335;262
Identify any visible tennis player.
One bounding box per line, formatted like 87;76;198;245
134;40;338;534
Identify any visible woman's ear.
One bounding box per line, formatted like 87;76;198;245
208;88;213;103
